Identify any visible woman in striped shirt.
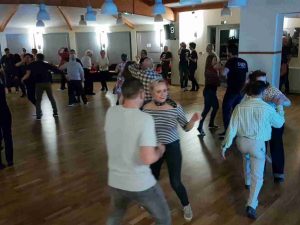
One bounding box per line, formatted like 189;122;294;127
143;78;200;222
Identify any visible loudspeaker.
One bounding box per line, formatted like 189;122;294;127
164;24;176;40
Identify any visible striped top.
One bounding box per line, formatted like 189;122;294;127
144;106;188;144
222;97;285;149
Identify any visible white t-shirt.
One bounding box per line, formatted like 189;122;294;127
81;55;92;69
99;57;109;71
104;106;157;192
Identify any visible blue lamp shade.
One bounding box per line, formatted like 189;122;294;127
179;0;202;5
101;0;118;15
153;0;166;15
228;0;247;8
86;6;97;21
36;20;45;27
37;4;50;21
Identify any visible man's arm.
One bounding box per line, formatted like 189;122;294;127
221;107;239;158
140;144;165;165
22;70;31;82
128;63;142;79
79;64;84;81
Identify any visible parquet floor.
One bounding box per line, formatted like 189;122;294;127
1;82;300;225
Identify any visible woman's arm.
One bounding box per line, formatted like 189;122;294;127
185;112;201;131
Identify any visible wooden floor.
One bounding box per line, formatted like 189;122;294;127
1;82;300;225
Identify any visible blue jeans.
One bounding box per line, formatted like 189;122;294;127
107;184;172;225
269;125;285;179
198;86;219;130
179;64;189;89
222;91;243;131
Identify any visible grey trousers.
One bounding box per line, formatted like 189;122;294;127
107;183;172;225
35;83;57;116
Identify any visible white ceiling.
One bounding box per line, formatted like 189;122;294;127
0;4;169;30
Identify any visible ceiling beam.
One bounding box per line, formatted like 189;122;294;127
172;1;227;13
0;4;19;32
57;6;73;31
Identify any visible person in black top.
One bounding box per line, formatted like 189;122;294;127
13;53;27;97
22;53;62;120
0;69;13;169
178;42;190;91
0;48;15;93
16;53;36;105
219;44;248;137
137;49;148;67
279;37;291;94
188;42;199;91
160;46;172;80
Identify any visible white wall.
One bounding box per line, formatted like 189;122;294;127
178;9;241;85
1;24;166;62
239;0;300;87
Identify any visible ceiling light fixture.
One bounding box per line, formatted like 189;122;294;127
79;15;87;25
116;12;123;24
36;20;45;27
85;5;97;21
37;3;50;21
154;14;163;22
221;5;232;17
228;0;247;8
101;0;118;15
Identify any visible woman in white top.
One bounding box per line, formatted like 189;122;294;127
99;50;109;92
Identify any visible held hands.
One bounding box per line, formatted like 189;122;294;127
190;112;201;123
272;96;284;106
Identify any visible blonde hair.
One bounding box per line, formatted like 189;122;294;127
150;78;167;93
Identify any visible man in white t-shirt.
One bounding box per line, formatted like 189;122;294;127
105;78;172;225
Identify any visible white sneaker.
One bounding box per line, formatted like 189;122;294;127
183;204;193;221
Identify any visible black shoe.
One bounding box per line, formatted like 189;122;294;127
53;113;58;117
7;162;14;167
208;124;219;129
274;177;284;183
36;116;42;120
245;185;250;190
0;163;6;170
246;206;256;219
197;128;206;137
196;86;199;91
